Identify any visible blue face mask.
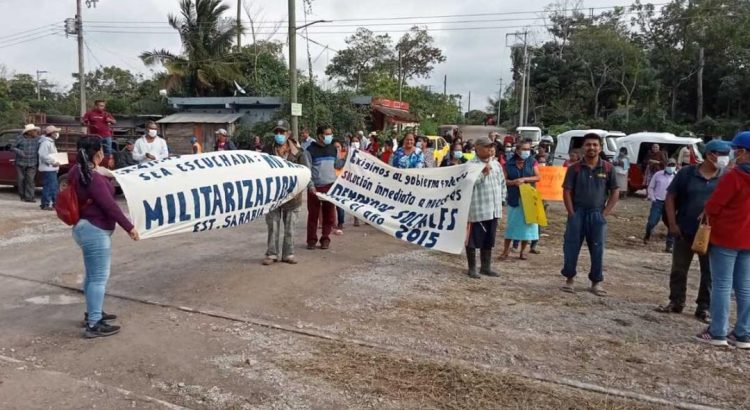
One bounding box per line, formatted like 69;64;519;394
323;135;334;145
274;134;287;145
453;151;463;159
520;150;531;160
665;166;676;174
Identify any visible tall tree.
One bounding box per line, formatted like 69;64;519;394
325;28;393;91
392;27;446;98
140;0;242;96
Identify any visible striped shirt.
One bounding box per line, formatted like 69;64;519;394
304;141;345;187
468;157;506;222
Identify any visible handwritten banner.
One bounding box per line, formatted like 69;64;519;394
537;166;566;201
112;151;311;239
317;149;484;254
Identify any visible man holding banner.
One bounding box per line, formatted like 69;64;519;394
304;125;345;250
465;136;506;279
560;133;620;296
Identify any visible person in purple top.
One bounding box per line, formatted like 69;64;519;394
69;137;139;338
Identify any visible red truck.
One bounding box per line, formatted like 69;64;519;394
0;128;85;187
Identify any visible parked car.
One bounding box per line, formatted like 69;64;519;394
516;126;543;147
0;128;84;187
616;132;704;192
552;129;625;165
426;135;450;166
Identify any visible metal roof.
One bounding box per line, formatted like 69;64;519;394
156;113;244;124
168;97;284;106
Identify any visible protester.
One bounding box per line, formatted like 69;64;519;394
346;134;362;227
82;99;116;167
418;136;436;168
114;140;138;169
37;125;62;210
252;135;264;152
539;135;554;156
357;130;370;151
560;133;619;296
500;141;541;260
465;136;506;279
367;132;380;156
677;145;691;168
299;128;313;150
13;124;40;203
504;143;514;162
643;143;668;186
334;139;347;233
191;136;203;154
441;142;467;167
304;125;344;250
391;132;425;169
380;139;395;165
657;139;731;321
262;122;307;265
535;146;550;165
613;147;630;197
644;158;677;252
214;129;237;151
694;132;750;347
462;141;476;161
69;137;139;338
132;121;169;163
563;149;581;167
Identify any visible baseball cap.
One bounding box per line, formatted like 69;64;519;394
273;120;289;132
667;158;677;165
44;125;61;134
704;139;731;154
475;136;494;147
215;128;228;135
125;139;135;145
731;131;750;150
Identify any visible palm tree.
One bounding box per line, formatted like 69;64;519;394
140;0;242;96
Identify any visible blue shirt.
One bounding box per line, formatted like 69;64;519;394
667;165;723;236
563;160;618;210
504;156;537;207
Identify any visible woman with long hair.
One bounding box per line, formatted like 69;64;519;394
70;137;139;338
500;141;541;260
390;132;425;169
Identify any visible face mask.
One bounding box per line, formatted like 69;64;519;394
520;150;531;160
323;135;333;145
351;142;361;150
453;151;463;159
274;134;287;145
665;166;676;174
505;147;512;152
716;155;730;168
52;133;59;140
148;129;157;137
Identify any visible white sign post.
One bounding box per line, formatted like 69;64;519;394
291;103;302;117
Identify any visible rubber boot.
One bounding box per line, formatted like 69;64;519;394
480;249;499;277
466;247;480;279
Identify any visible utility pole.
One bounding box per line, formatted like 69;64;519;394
443;74;447;97
696;28;705;121
288;0;298;140
507;30;528;127
36;70;48;100
236;0;242;50
397;49;403;101
524;54;531;125
497;78;503;124
467;91;471;113
76;0;86;119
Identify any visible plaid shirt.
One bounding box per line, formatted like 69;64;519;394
14;135;40;167
468;157;506;222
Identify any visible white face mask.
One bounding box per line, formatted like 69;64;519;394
52;132;59;140
147;129;158;137
351;142;361;150
716;156;730;168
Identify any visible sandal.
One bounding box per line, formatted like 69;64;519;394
561;284;575;293
519;253;528;260
590;285;608;297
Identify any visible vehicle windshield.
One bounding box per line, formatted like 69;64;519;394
518;129;541;142
605;136;618;152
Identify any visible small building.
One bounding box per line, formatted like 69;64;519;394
369;97;419;131
156;112;244;155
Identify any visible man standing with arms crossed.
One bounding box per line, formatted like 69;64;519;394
82;99;116;168
560;133;620;296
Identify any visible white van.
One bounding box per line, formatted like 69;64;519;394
516;126;542;146
617;132;704;191
552;129;625;165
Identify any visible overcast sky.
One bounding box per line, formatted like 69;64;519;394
0;0;625;113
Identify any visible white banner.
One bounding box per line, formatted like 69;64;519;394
113;151;310;239
318;149;484;254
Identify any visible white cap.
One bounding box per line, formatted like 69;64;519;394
215;129;228;135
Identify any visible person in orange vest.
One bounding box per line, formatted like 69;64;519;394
190;136;203;154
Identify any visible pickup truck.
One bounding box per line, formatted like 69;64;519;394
0;128;83;187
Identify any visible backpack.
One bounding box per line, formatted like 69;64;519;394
54;175;90;226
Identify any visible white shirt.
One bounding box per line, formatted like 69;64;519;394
133;135;169;163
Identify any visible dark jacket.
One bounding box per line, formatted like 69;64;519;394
263;142;308;210
114;148;138;169
214;139;238;151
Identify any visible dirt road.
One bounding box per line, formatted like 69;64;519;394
0;186;744;409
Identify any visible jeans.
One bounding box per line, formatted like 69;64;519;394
645;200;674;248
40;171;58;207
561;209;607;284
102;136;113;157
266;208;298;259
306;185;336;246
668;235;711;310
708;246;750;338
16;165;36;201
72;219;113;327
336;206;345;226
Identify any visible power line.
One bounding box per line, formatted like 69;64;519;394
83;39;105;69
0;30;62;50
0;23;59;41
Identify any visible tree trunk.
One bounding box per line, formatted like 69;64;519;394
670;86;678;120
697;46;704;121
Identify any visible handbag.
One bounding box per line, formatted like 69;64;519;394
691;215;711;256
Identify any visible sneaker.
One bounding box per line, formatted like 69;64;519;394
728;333;750;349
83;311;117;326
333;229;343;236
561;278;575;293
694;309;711;324
84;320;121;338
281;256;298;264
262;256;276;266
306;243;317;250
320;241;330;250
694;329;728;347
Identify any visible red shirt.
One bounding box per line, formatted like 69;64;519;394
380;149;393;164
705;167;750;250
82;109;114;137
